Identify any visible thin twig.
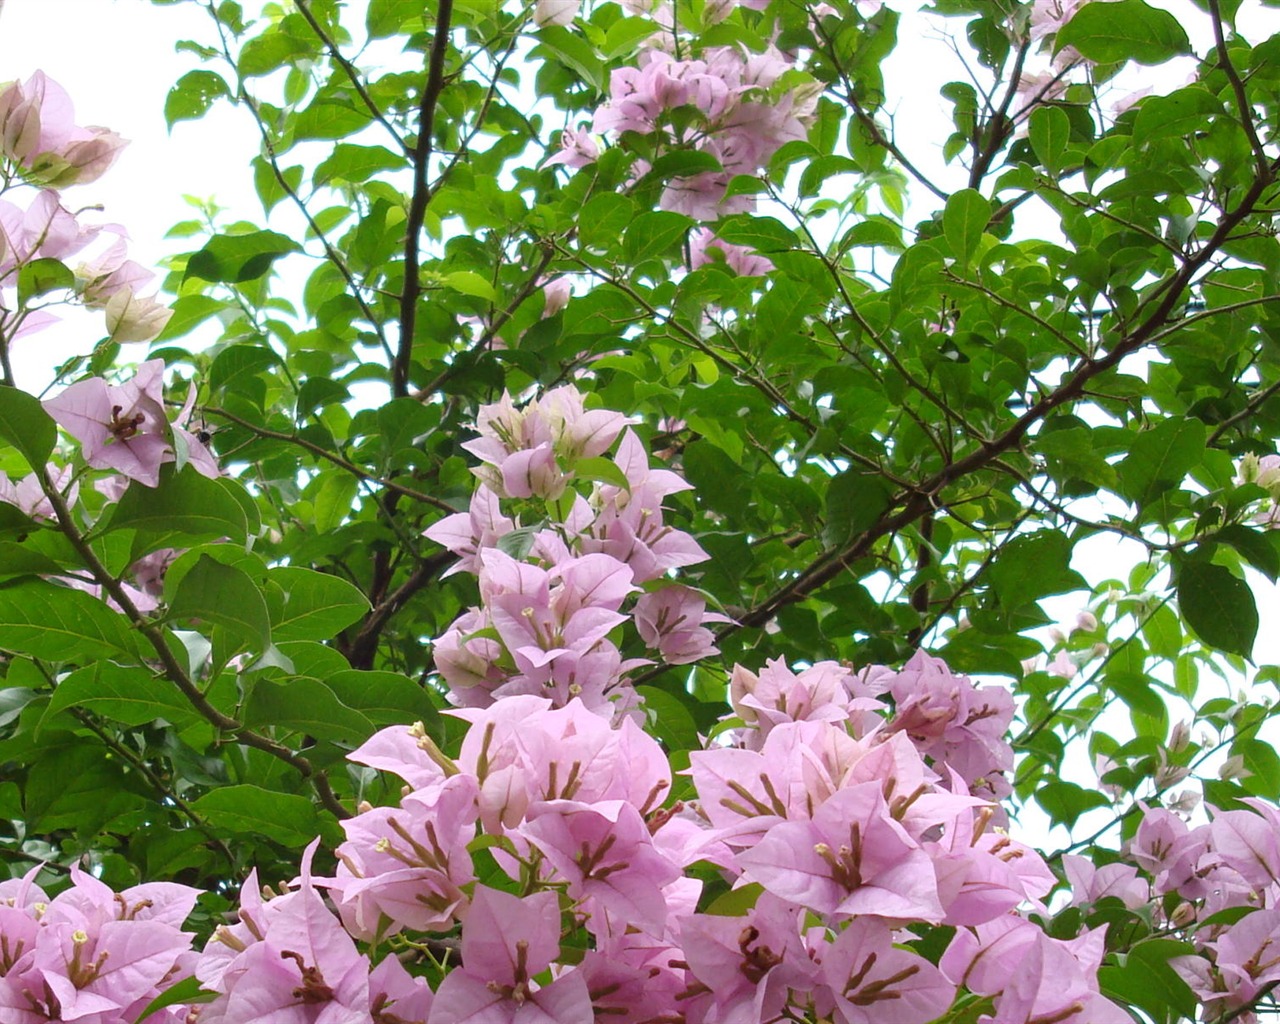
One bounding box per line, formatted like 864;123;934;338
204;404;458;514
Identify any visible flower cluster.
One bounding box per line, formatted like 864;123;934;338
425;385;720;715
1120;800;1280;1020
0;864;198;1024
0;71;170;350
311;648;1124;1024
588;43;816;219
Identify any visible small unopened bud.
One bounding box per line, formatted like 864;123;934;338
1170;901;1197;928
1048;626;1066;645
1075;610;1098;633
1219;754;1251;781
1168;720;1191;753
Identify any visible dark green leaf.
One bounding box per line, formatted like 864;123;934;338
0;385;56;471
1035;780;1111;828
624;211;693;265
1028;105;1070;174
242;678;372;741
1177;561;1257;659
105;468;248;546
1117;419;1205;506
185;230;302;284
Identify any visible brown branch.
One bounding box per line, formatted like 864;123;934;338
294;0;409;153
393;0;455;397
346;552;454;670
1208;0;1272;178
204;404;458;514
35;465;351;821
705;160;1279;642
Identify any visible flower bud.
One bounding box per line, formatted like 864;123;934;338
1168;720;1191;753
1075;610;1098;632
1170;901;1196;928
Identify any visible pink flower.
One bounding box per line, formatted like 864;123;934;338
0;463;77;521
533;0;580;27
427;887;592;1024
545;127;599;169
42;360;219;487
0;72;126;186
689;227;774;276
815;918;954;1024
633;586;726;664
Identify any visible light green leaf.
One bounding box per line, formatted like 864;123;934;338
1028;105;1070;174
269;565;370;642
242;678;373;741
190;785;322;845
1177;561;1257;660
943;188;989;268
1056;0;1191;65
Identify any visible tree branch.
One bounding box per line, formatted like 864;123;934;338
393;0;455;397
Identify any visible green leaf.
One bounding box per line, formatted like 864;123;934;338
637;686;701;755
1028;105;1070;174
184;230;301;284
190;785;322;845
943;189;989;268
1215;525;1279;583
170;554;272;649
134;976;215;1023
823;471;894;547
0;579;140;661
164;70;231;128
440;271;498;303
987;531;1087;615
574;455;631;493
154;295;231;342
208;343;283;397
314;143;406;186
105;468;248;547
17;258;74;305
290;100;373;144
533;25;605;91
1056;0;1191;65
269;565;370;642
1133;87;1223;146
311;472;359;533
42;662;197;732
1099;939;1197;1023
242;678;373;741
0;385;56;471
325;669;439;726
1177;561;1257;659
1035;780;1111;828
624;211;693;266
1117;419;1205;506
238;30;310;76
0;542;64;580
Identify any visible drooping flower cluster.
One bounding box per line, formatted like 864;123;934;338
588;43;817;219
0;71;170;350
425;385;722;715
0;864;199;1024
